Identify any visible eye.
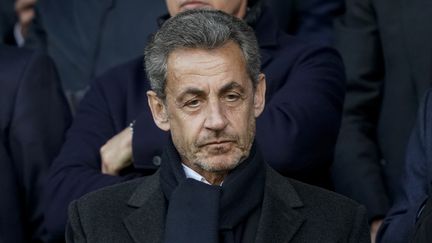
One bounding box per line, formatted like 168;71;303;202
184;99;201;108
224;93;241;102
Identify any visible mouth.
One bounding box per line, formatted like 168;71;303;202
199;140;234;147
180;1;211;11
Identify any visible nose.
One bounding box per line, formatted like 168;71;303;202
204;99;228;131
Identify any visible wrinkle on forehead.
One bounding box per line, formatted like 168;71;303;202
166;41;247;85
171;56;229;80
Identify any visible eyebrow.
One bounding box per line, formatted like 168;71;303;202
176;81;246;102
176;88;206;103
219;81;245;94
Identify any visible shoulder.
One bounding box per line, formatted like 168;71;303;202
264;167;369;240
0;47;55;95
69;175;150;223
73;176;148;209
279;34;342;65
267;166;366;219
90;55;146;92
290;178;364;212
258;29;343;83
0;47;50;72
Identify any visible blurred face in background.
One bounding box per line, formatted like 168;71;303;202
165;0;248;19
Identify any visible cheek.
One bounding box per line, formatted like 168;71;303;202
211;1;232;12
170;111;205;141
165;0;179;16
226;105;253;130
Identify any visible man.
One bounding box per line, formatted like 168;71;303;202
0;45;71;242
376;89;432;242
45;0;345;239
66;10;368;243
332;0;432;240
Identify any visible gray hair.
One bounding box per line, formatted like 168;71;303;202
144;9;261;98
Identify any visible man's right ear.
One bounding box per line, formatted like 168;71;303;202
147;90;170;131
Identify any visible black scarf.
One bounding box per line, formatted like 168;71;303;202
160;141;265;243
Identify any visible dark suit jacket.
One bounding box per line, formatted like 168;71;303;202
0;0;16;45
44;7;345;239
66;166;370;243
377;90;432;243
25;0;166;106
333;0;432;220
0;46;71;242
267;0;344;46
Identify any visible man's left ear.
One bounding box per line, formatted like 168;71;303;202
254;73;266;117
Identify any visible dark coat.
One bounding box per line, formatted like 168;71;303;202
377;90;432;243
267;0;344;46
0;0;16;45
66;166;370;243
333;0;432;219
0;46;71;242
44;7;345;239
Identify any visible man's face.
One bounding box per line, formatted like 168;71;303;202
165;0;248;19
147;41;265;174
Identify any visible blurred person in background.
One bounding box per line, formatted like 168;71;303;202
0;45;71;242
332;0;432;242
377;89;432;242
0;0;37;45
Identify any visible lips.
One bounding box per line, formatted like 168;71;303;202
199;140;234;147
180;1;211;11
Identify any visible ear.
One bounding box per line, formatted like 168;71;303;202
147;90;170;131
253;73;266;118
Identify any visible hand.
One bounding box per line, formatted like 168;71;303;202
370;218;383;243
100;127;133;175
15;0;37;38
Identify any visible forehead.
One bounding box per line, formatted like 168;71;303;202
165;42;249;93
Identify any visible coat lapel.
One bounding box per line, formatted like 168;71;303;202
255;167;305;243
123;172;166;243
121;167;306;243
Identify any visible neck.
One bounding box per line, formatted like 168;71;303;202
200;171;227;185
183;162;229;185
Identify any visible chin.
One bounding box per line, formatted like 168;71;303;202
195;154;243;172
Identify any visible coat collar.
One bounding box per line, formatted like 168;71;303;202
123;166;305;243
255;166;305;243
123;172;166;243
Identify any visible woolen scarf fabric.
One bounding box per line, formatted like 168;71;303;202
159;141;266;243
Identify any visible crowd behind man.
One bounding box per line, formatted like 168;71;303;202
0;0;431;242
